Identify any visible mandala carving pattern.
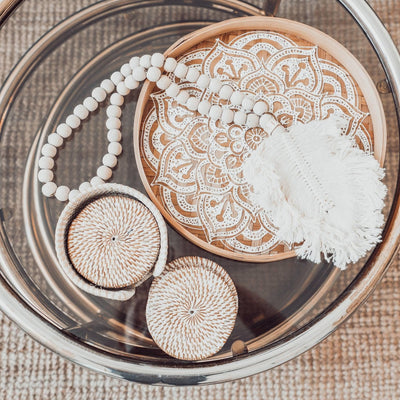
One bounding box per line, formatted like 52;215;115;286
139;31;372;256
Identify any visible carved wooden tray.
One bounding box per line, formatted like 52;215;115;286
134;16;386;262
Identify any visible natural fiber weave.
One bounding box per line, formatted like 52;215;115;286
146;256;238;360
55;183;168;300
67;195;160;288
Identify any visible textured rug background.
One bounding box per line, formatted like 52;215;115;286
0;0;399;399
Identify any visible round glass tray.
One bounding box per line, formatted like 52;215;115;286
0;0;399;385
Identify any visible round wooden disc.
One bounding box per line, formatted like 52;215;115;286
67;195;161;289
134;16;386;262
146;256;238;360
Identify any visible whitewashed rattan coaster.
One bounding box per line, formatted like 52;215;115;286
67;195;160;288
55;183;168;301
146;256;238;360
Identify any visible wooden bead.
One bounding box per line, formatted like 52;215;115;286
197;100;211;115
102;153;117;168
221;108;234;124
219;85;233;100
90;176;104;187
234;110;246;125
92;87;107;102
129;56;140;69
107;129;121;142
246;113;259;128
38;156;54;170
147;66;162;82
166;83;180;98
156;76;171;90
209;104;222;120
132;66;147;82
68;189;80;202
55;185;70;202
164;57;177;72
253;101;268;115
116;81;130;96
56;123;73;138
73;104;89;120
174;63;188;79
124;76;139;90
230;91;244;106
106;105;121;118
108;142;122;156
42;182;57;197
209;78;222;93
110;93;124;106
106;117;121;130
66;114;80;129
151;53;164;68
186;68;200;83
197;74;210;89
38;169;54;183
140;54;152;69
79;181;92;193
186;97;199;111
83;97;98;112
48;133;63;147
116;81;129;96
120;63;132;77
97;165;112;180
41;143;57;158
100;79;115;94
110;71;124;85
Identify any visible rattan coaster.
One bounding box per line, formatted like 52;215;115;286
55;183;168;301
146;256;238;360
67;195;160;289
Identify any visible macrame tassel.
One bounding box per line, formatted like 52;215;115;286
243;117;387;269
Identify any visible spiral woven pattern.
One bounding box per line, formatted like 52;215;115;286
146;256;238;360
67;195;161;289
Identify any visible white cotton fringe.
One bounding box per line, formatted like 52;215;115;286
243;117;387;269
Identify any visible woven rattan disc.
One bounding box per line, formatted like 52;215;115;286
67;195;161;289
146;256;238;360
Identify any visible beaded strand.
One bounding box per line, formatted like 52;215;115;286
39;52;278;201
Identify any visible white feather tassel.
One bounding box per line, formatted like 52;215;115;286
243;117;386;269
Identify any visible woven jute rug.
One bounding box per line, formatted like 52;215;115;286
0;1;399;399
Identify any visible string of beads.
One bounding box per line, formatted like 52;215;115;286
39;52;279;201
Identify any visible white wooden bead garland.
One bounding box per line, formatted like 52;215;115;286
38;52;275;202
39;73;126;201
